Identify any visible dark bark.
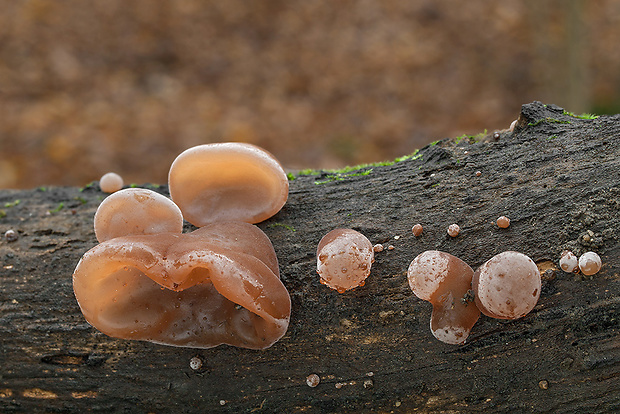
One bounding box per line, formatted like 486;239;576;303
1;102;618;413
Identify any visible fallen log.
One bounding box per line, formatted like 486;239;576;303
0;102;618;413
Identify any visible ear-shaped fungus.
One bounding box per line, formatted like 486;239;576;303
73;221;291;349
316;229;374;293
168;143;289;226
94;188;184;243
472;251;540;320
407;251;480;344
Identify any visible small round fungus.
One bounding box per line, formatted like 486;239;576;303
559;250;579;273
578;252;601;276
412;224;423;237
316;229;374;293
94;188;183;243
168;143;288;226
99;172;124;193
373;244;384;253
472;251;541;320
4;229;18;242
447;224;460;237
407;251;480;344
306;374;320;388
496;216;510;229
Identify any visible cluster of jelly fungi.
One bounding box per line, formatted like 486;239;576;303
408;250;541;344
73;143;291;350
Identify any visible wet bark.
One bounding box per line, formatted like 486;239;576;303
0;102;618;413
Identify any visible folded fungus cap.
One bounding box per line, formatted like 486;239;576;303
168;143;289;227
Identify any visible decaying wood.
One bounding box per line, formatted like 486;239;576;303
0;102;618;413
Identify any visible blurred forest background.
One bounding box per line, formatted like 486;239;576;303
1;0;620;189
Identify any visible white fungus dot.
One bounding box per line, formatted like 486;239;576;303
4;229;18;242
189;356;203;371
373;244;384;253
559;250;579;273
219;400;226;406
447;224;460;237
99;172;124;193
578;252;601;276
306;374;320;388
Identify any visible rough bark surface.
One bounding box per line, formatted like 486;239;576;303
0;102;618;413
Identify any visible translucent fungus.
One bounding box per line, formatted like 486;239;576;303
496;216;510;229
168;143;289;226
472;251;541;319
475;171;482;177
559;250;579;273
373;244;384;253
99;172;124;193
407;251;480;344
412;224;423;237
73;221;291;349
94;188;183;243
316;229;374;293
578;252;601;276
447;224;460;237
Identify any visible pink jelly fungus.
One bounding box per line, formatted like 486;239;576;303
578;252;602;276
412;224;423;237
407;251;480;344
472;251;541;320
316;229;374;293
559;250;579;273
99;172;124;193
73;221;290;349
94;188;183;243
447;224;460;237
168;143;288;226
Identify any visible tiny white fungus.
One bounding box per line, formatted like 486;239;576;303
559;250;579;273
189;356;203;371
306;374;320;388
4;229;18;242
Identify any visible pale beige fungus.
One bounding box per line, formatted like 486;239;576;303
578;252;601;276
316;229;374;293
559;250;579;273
94;188;183;243
473;251;540;319
407;251;480;344
99;172;124;193
168;143;289;226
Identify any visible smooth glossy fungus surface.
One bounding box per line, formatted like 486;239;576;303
94;188;183;243
73;222;291;349
473;251;540;319
168;143;289;226
316;229;374;293
100;172;124;193
578;252;602;276
407;251;480;344
559;250;579;273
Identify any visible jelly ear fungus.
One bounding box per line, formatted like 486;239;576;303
407;251;480;345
